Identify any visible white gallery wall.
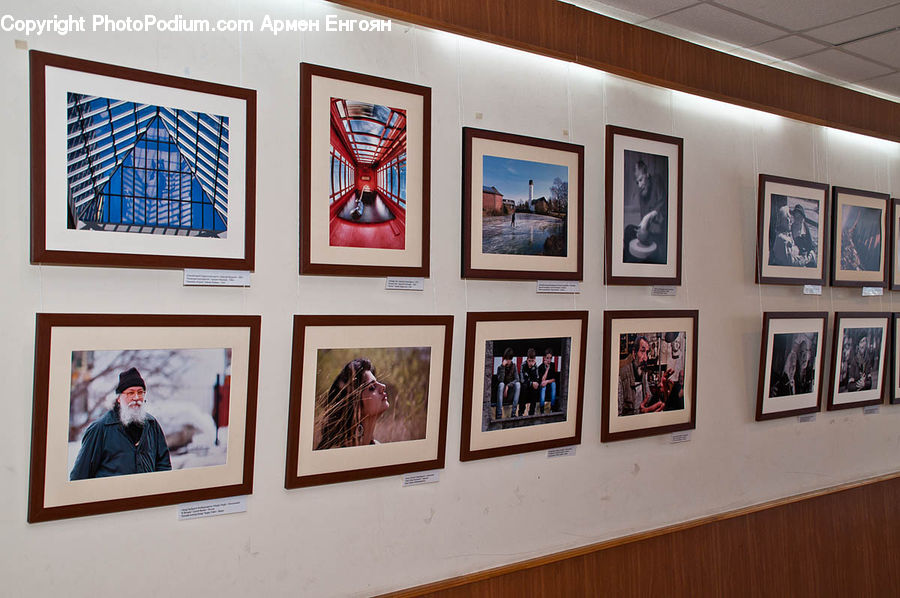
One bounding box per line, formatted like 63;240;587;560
1;0;899;596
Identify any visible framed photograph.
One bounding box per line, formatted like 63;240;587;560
827;312;888;410
459;311;588;461
601;310;698;442
285;315;452;488
755;312;828;421
605;125;682;285
890;198;900;291
830;186;889;287
300;63;430;277
756;175;829;285
461;127;584;280
892;313;900;405
28;314;260;523
30;51;256;270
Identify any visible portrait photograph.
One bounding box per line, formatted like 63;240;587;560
605;125;682;285
462;127;584;280
830;186;889;287
285;315;452;488
460;311;587;461
756;175;828;285
755;312;827;421
300;63;430;277
312;346;430;450
827;312;888;410
601;310;698;442
30;51;256;270
68;347;233;480
28;314;261;523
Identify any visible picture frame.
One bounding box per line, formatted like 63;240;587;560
601;310;698;442
830;186;889;287
459;311;588;461
755;312;828;421
299;63;431;277
890;198;900;291
756;175;829;285
28;313;261;523
285;315;452;488
892;313;900;405
605;125;683;286
461;127;584;280
30;51;256;270
827;312;888;410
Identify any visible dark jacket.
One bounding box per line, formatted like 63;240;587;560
520;361;540;399
538;360;559;384
70;409;172;480
495;361;521;386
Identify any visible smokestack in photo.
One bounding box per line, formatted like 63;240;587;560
529;179;534;202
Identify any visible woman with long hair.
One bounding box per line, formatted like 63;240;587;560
316;358;390;450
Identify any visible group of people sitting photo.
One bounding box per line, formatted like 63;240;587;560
493;346;561;419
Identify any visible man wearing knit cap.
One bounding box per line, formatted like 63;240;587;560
70;367;172;480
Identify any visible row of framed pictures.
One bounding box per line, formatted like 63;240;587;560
757;311;900;420
757;176;897;288
29;309;698;522
30;50;686;285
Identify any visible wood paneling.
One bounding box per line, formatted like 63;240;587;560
379;473;900;597
331;0;900;143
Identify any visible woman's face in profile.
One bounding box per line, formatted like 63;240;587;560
359;370;389;418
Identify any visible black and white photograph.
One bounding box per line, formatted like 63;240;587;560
831;187;889;287
622;150;668;265
837;327;882;394
767;333;818;397
828;312;888;410
840;205;882;272
605;126;682;285
767;196;819;269
756;312;827;421
756;175;829;285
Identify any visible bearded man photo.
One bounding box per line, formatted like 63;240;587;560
70;367;172;480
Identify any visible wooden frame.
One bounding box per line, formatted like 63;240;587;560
299;63;431;277
756;175;829;285
285;315;452;488
28;313;261;523
890;198;900;291
755;312;828;421
459;310;588;461
601;310;698;442
30;51;256;270
605;125;683;286
827;312;888;411
830;187;889;287
891;313;900;405
461;127;584;280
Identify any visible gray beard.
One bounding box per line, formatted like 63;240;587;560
118;402;147;426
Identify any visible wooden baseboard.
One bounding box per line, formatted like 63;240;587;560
379;472;900;597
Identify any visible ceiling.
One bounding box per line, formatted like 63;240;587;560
566;0;900;102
